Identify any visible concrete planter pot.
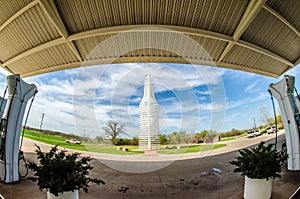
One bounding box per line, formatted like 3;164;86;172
244;176;272;199
47;190;79;199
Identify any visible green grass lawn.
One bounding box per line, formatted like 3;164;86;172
23;130;142;154
23;130;66;142
84;143;143;154
157;144;227;154
23;130;88;151
219;133;247;142
23;130;227;155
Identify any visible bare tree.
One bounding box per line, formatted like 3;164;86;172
102;120;124;142
259;105;273;126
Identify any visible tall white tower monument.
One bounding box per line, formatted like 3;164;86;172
139;73;160;150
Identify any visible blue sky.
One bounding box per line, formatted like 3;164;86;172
0;63;299;138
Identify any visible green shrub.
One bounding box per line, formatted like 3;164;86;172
230;142;288;180
131;137;139;146
28;145;105;196
261;129;267;134
113;138;132;145
160;134;168;145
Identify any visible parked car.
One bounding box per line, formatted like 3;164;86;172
247;130;261;138
266;127;272;134
197;139;204;144
267;125;277;134
253;130;261;136
247;131;255;138
65;138;81;144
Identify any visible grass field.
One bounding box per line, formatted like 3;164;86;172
23;130;88;151
219;133;246;142
23;130;143;154
157;144;227;154
84;143;143;154
23;130;227;155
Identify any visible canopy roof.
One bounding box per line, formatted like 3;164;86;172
0;0;299;77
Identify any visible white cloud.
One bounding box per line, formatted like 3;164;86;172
227;92;269;110
73;63;225;102
1;62;281;137
44;62;300;135
245;81;259;94
195;90;211;95
66;63;227;136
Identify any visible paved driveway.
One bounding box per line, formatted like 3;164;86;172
1;131;299;199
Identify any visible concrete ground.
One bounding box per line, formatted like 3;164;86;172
0;131;299;199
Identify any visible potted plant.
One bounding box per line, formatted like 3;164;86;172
230;142;288;199
28;145;105;199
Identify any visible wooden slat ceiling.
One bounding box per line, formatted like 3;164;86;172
0;0;299;77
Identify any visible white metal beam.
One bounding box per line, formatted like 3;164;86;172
263;5;300;37
3;24;292;69
218;43;234;62
0;1;39;32
69;24;291;66
20;55;280;78
21;62;82;78
38;0;82;61
216;61;279;78
66;42;82;61
68;25;234;43
232;0;267;40
38;0;68;39
2;38;65;66
218;0;266;61
237;40;294;66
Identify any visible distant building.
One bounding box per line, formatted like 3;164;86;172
139;73;160;150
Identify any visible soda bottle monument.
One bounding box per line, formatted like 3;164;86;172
139;73;160;150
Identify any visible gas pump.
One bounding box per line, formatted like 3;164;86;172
0;87;7;118
0;96;6;118
269;75;300;171
0;75;37;183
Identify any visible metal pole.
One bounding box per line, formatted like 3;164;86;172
83;129;86;141
40;113;45;131
252;118;256;129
